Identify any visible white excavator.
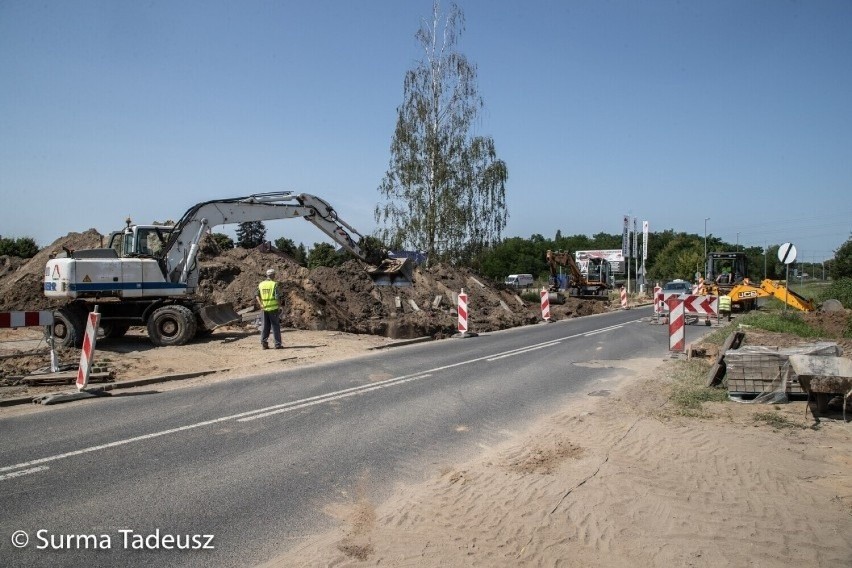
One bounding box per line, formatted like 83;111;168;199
44;192;410;347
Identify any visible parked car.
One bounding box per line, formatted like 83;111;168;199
662;279;692;295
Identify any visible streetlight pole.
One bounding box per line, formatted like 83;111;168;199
736;232;739;251
704;217;710;276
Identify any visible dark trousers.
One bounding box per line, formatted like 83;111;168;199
261;310;282;347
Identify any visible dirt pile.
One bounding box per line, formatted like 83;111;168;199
0;232;612;340
0;229;104;312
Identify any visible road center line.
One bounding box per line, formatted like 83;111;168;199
0;466;49;481
0;317;641;475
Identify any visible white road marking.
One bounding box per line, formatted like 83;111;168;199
0;466;49;481
0;318;640;477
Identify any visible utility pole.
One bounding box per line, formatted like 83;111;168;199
704;217;710;276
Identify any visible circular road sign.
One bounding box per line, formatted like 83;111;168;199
778;242;797;265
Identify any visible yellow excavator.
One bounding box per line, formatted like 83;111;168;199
704;252;814;312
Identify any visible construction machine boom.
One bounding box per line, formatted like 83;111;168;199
728;279;815;312
546;249;611;299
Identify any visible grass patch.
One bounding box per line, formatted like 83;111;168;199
665;359;728;417
753;411;803;430
736;311;821;337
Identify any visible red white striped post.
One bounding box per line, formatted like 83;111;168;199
667;297;685;352
457;288;469;335
653;286;663;317
76;308;101;391
540;288;551;322
620;286;628;309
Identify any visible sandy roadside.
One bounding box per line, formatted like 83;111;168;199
261;356;852;568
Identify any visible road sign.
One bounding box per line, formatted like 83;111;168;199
778;242;797;265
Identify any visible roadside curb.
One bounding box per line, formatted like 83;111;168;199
1;370;222;408
2;336;430;408
370;336;433;349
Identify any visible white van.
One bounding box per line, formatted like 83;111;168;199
504;274;534;288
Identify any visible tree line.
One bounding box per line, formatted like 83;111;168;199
221;221;852;285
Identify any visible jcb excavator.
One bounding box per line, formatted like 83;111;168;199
704;251;814;312
546;249;612;300
44;192;409;347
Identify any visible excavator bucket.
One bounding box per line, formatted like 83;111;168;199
199;302;242;329
366;258;414;286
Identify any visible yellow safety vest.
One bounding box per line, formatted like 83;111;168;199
258;279;280;312
719;295;732;312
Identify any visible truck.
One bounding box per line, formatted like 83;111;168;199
546;249;612;300
44;192;406;348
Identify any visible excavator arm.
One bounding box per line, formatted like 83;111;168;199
546;249;610;299
161;192;369;284
546;250;584;288
727;279;815;312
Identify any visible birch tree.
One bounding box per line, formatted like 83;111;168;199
375;0;508;265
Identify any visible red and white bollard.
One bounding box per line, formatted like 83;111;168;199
454;288;477;338
540;288;551;322
620;286;628;309
667;297;685;352
653;286;662;313
457;288;468;334
76;309;102;390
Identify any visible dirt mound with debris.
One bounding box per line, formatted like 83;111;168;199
194;241;608;338
0;232;611;340
0;229;104;312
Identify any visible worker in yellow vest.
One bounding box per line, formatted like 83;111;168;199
719;294;732;322
255;268;284;349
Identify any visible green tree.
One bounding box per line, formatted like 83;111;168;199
830;235;852;280
358;235;387;266
307;242;342;268
0;236;39;258
236;221;266;249
210;233;234;251
274;237;306;265
478;235;552;283
375;0;508;266
646;233;701;283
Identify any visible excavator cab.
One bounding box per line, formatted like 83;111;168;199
705;252;749;296
107;224;173;258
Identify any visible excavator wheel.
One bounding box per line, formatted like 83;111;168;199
147;305;198;347
101;323;130;340
52;306;86;348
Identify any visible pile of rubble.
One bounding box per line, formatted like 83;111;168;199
0;231;612;341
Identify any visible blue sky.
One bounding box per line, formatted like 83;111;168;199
2;0;850;263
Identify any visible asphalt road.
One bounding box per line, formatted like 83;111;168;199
0;306;691;567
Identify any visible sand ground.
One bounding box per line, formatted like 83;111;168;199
263;356;852;568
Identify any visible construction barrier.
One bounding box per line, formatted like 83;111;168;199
667;297;685;352
0;310;58;372
653;286;663;316
620;287;628;309
540;288;551;322
457;288;469;334
0;311;54;328
76;310;101;390
658;293;719;323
